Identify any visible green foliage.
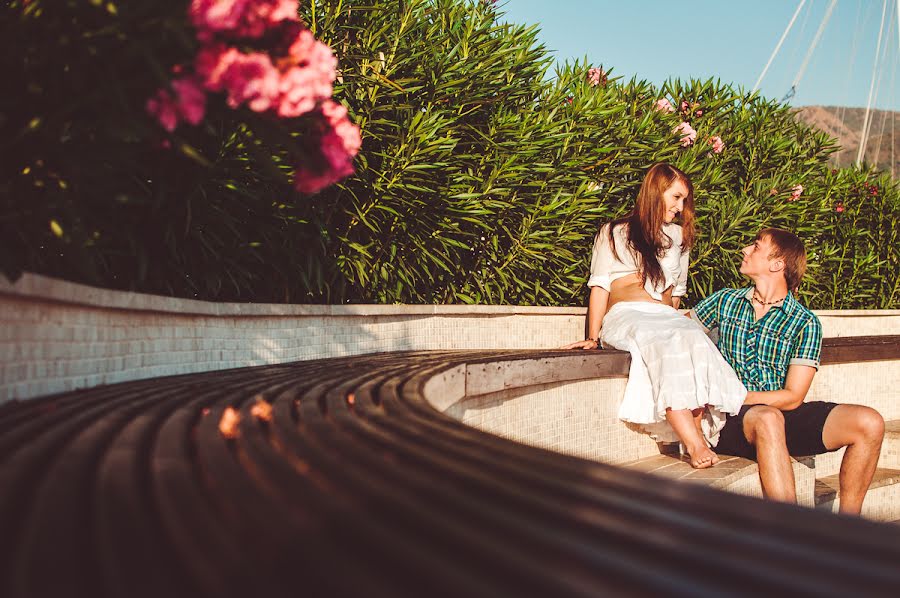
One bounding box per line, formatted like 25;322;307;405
1;0;322;301
302;0;608;304
3;0;898;308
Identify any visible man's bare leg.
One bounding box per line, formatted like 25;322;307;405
821;404;885;515
666;407;718;468
742;406;796;503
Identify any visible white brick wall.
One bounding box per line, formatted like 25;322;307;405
2;272;900;402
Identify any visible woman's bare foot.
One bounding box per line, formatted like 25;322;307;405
665;408;720;469
684;442;720;469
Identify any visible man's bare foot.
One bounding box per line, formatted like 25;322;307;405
684;443;720;469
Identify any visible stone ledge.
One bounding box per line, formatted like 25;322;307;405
815;468;900;506
5;272;900;324
622;453;817;503
0;273;585;317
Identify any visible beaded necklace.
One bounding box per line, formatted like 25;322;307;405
752;289;787;306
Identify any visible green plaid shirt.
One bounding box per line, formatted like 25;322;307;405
690;287;822;392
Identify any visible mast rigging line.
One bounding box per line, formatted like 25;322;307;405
753;0;807;94
857;0;890;167
791;0;838;91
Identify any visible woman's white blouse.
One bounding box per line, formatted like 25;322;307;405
587;222;689;300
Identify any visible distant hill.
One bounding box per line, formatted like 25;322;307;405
794;106;899;176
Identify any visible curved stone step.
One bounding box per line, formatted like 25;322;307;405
815;468;900;521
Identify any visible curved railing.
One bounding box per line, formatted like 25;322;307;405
2;344;899;597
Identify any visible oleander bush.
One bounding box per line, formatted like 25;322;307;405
2;0;898;307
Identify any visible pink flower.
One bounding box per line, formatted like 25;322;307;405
190;0;300;40
789;184;803;201
655;98;675;113
171;77;206;124
195;31;336;118
146;90;179;132
294;100;361;194
695;109;703;117
835;202;845;213
680;100;690;113
224;54;282;111
708;135;725;154
196;46;282;112
587;67;606;87
195;44;241;90
276;30;337;117
321;100;362;156
146;76;207;132
673;121;697;147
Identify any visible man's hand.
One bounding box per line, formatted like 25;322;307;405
744;364;817;410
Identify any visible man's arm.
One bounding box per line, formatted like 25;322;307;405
687;289;724;331
742;364;817;410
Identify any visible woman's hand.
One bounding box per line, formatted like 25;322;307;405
561;339;600;350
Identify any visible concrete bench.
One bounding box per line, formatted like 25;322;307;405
1;340;899;596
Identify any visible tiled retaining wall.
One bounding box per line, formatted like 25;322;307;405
3;272;900;403
445;378;662;466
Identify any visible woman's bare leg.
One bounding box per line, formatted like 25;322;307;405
666;407;719;468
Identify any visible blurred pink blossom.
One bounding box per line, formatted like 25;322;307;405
655;98;675;113
789;184;803;201
294;100;361;194
190;0;300;40
196;46;281;112
195;31;336;118
277;29;337;117
708;135;725;154
680;100;690;113
146;91;179;132
835;202;845;213
146;76;207;132
673;122;697;147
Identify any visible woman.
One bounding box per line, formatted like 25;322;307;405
564;163;745;468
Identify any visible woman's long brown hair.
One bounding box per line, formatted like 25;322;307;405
606;163;696;289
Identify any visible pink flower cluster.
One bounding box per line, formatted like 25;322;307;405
708;135;725;154
655;98;675;113
587;67;607;87
146;0;360;194
146;76;206;132
194;30;337;118
673;122;697;147
789;184;803;201
190;0;300;40
295;100;363;193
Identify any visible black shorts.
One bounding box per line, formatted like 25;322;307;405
715;401;841;460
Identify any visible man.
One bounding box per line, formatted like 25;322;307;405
690;228;884;514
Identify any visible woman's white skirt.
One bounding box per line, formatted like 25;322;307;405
600;301;746;444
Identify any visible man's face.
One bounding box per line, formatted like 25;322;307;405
740;235;779;277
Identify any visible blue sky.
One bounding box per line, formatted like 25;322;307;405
500;0;899;111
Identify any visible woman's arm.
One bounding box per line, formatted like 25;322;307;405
562;285;610;349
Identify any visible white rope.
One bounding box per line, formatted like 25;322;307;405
753;0;807;93
858;0;890;167
835;0;866;164
871;7;896;167
791;0;839;90
895;0;899;177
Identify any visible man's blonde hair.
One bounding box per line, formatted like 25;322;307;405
756;228;807;290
